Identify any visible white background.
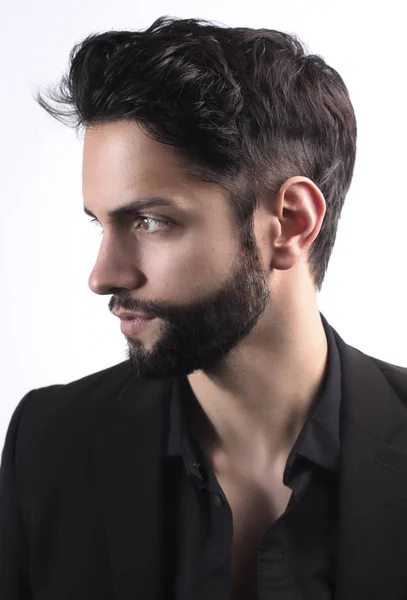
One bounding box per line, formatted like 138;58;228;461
1;0;406;445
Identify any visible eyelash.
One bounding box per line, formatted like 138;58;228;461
88;215;174;235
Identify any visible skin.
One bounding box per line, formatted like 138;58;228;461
83;119;328;480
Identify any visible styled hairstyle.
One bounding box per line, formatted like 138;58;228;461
35;15;357;292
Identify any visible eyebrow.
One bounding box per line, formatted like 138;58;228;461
83;197;180;221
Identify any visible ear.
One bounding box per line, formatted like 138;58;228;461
271;176;326;272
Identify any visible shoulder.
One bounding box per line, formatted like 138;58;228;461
10;360;135;442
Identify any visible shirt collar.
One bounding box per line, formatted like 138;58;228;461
166;311;342;482
283;311;342;481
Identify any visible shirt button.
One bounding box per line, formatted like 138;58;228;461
214;494;223;507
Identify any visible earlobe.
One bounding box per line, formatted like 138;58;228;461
270;245;300;272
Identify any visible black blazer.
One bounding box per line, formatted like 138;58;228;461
1;320;407;600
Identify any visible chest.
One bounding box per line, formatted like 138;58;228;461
216;472;293;600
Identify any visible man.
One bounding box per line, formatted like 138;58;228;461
1;15;407;600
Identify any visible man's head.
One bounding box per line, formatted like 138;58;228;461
80;120;325;378
36;16;357;379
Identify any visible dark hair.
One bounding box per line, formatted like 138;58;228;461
35;15;357;292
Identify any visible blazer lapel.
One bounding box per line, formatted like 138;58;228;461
333;328;407;600
87;373;172;600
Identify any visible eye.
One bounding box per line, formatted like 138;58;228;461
87;215;174;235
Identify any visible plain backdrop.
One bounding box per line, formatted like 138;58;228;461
1;0;406;447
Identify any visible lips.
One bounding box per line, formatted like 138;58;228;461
120;315;155;336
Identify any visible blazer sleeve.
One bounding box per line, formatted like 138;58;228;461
0;392;34;599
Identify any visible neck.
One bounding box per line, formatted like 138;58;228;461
186;306;329;476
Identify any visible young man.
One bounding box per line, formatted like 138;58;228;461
1;15;406;600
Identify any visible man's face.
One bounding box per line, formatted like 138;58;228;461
83;120;271;379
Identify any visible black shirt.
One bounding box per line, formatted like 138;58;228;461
163;311;341;599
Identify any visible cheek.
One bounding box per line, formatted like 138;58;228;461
144;245;222;299
141;220;238;298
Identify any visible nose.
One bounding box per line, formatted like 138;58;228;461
88;260;144;296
